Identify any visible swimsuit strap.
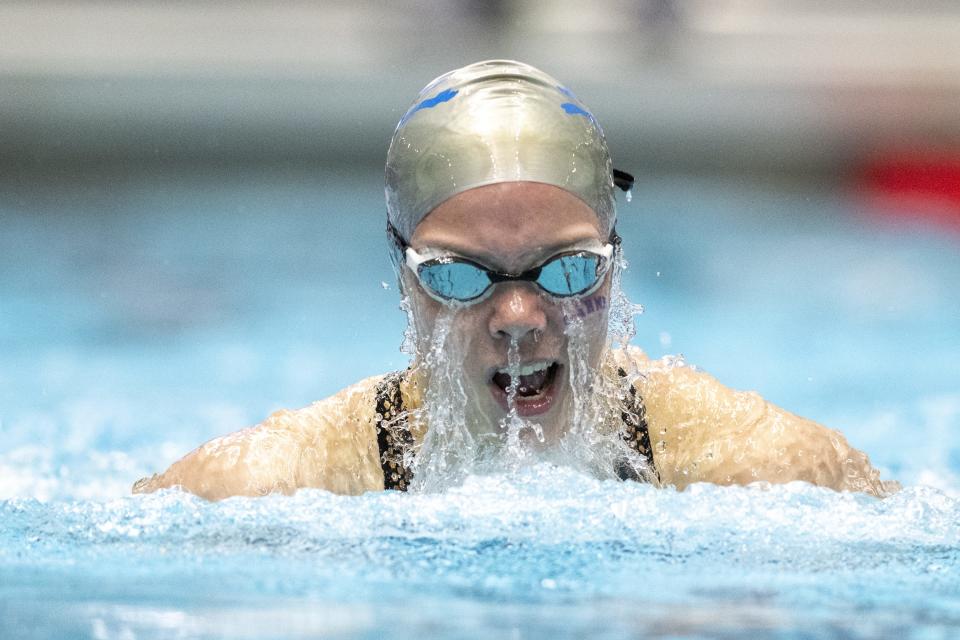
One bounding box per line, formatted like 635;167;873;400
616;367;661;483
373;367;660;491
374;371;414;491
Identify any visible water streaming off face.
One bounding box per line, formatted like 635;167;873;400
606;250;645;350
405;309;477;492
399;246;658;491
556;288;657;485
500;337;524;452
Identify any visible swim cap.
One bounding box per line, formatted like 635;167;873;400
385;60;616;242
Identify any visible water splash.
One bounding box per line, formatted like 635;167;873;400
556;301;631;481
499;337;523;452
553;265;658;484
606;246;644;348
560;307;593;438
4;472;959;639
497;338;546;461
398;294;418;357
407;309;476;492
397;241;654;490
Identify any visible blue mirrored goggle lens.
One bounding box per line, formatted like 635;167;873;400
418;252;604;302
537;253;602;295
418;260;491;301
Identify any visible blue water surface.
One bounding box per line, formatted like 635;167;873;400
1;168;958;638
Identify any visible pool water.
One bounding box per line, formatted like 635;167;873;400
2;168;958;638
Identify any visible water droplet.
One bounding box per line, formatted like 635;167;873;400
380;281;390;290
625;190;633;203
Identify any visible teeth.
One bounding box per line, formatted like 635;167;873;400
497;360;553;376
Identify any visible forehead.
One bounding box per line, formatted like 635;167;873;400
409;182;604;269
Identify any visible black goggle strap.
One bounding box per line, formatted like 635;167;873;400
386;222;410;276
613;169;634;193
387;221;408;250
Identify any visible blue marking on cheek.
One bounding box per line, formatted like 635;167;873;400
399;88;459;126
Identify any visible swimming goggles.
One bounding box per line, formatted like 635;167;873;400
389;223;619;304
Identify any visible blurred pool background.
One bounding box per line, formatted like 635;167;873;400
1;2;959;638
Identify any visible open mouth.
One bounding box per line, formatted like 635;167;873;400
489;361;561;416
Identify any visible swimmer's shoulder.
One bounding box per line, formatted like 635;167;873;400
133;373;399;500
276;369;424;493
607;346;717;480
270;374;386;439
615;347;794;486
611;346;778;478
611;346;897;496
273;370;423;439
611;345;747;423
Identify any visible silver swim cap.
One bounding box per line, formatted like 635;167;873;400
385;60;617;242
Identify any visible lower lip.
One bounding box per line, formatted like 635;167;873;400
489;368;559;417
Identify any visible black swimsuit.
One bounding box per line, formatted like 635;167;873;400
374;368;659;491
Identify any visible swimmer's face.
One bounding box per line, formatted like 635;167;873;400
407;182;612;441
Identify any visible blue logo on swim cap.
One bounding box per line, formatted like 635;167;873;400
399;88;459;126
557;85;600;128
560;101;600;129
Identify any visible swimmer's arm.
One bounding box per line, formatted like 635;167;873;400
132;377;385;500
636;357;897;497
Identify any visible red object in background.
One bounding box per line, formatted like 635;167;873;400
856;150;960;231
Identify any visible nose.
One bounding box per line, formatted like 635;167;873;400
487;284;548;341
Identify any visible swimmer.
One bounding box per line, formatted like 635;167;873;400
133;60;897;500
